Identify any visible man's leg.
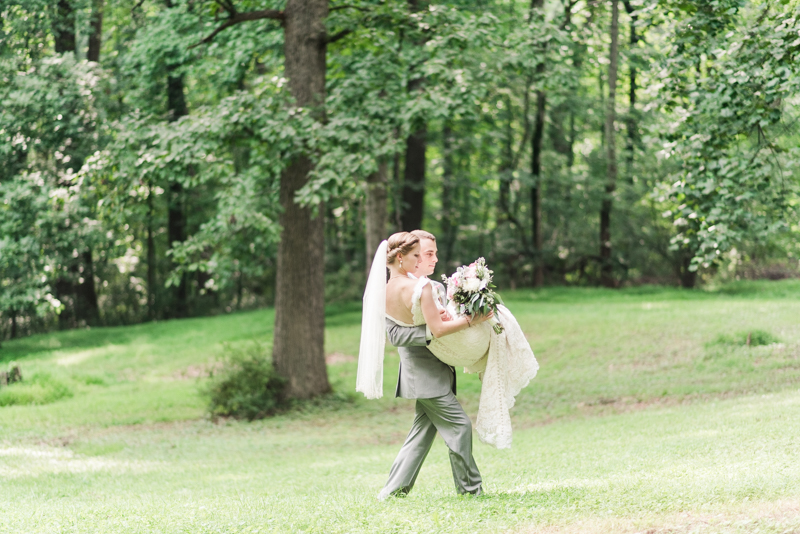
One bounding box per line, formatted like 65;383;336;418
378;400;438;500
417;393;482;495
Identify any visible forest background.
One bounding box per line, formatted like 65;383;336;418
2;0;799;398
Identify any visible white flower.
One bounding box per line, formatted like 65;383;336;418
464;278;481;293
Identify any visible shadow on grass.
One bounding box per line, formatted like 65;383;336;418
0;308;275;364
504;278;800;303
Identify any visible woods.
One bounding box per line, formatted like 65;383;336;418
2;0;799;399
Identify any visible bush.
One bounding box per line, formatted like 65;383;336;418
711;329;781;348
0;372;73;407
202;342;288;420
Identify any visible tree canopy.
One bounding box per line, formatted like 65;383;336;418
1;0;799;383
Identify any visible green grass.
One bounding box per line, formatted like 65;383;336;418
1;279;800;533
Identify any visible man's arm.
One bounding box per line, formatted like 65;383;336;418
385;319;429;347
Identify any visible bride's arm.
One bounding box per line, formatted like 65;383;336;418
420;285;491;338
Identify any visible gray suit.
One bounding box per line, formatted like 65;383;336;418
379;296;482;499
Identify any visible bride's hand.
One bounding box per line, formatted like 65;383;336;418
439;309;453;321
469;310;494;326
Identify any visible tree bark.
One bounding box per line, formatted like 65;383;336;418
441;122;457;270
54;0;76;54
87;0;103;62
623;0;637;178
400;0;427;232
271;0;331;399
77;0;103;325
530;0;545;287
147;186;157;320
600;0;619;288
365;160;388;267
76;250;100;325
166;73;188;317
680;253;697;288
10;310;17;340
531;91;546;287
401;122;426;231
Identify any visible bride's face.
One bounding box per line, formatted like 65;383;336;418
397;244;421;272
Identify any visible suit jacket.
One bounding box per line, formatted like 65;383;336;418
385;278;456;399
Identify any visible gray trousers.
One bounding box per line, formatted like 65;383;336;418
379;393;482;499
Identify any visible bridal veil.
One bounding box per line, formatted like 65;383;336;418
356;240;388;399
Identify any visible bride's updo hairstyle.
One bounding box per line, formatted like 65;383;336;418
386;232;420;266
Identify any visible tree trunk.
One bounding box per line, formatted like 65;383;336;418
401;123;426;231
87;0;103;62
166;73;188;317
530;0;545;287
600;0;619;288
441;122;457;270
623;0;637;178
10;310;17;340
365;160;388;267
400;0;427;232
78;0;103;325
54;0;76;54
680;254;697;288
147;186;157;320
75;250;99;325
271;0;331;399
531;90;546;287
498;96;513;218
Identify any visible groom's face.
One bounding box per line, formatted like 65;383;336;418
416;238;439;277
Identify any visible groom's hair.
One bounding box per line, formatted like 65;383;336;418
411;229;436;242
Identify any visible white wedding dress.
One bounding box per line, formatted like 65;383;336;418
394;276;539;449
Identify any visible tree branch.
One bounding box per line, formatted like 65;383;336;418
190;9;285;49
330;4;371;12
326;28;353;44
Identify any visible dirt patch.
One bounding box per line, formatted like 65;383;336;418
517;499;800;534
326;352;356;365
171;361;224;380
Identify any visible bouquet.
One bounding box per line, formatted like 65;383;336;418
443;257;504;334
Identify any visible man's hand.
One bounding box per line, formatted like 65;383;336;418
439;308;453;321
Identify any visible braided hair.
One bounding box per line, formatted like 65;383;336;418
386;232;420;265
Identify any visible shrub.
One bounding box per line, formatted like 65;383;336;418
202;342;288;420
711;329;781;348
0;372;73;407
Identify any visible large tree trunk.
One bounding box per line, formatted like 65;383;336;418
271;0;331;399
166;73;188;317
54;0;76;54
401;123;426;231
87;0;103;62
365;160;388;267
600;0;620;288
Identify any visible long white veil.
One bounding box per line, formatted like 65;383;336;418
356;240;388;399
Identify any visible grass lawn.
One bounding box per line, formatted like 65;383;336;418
1;280;800;533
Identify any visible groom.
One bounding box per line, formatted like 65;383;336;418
379;229;483;499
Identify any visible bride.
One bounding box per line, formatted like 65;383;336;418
357;231;539;449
